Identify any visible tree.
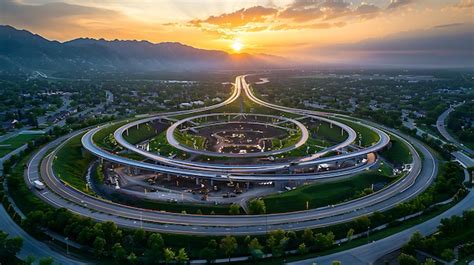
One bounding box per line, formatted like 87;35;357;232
147;233;164;249
144;233;165;263
286;231;298;248
404;231;424;254
398;253;419;265
102;221;122;243
220;235;237;262
422;258;436;265
200;239;218;263
163;248;176;264
200;247;217;264
207;239;218;249
229;204;241;215
248;238;263;251
301;228;314;246
93;237;106;257
127;252;138;265
346;228;355;242
39;257;54;265
25;255;36;265
332;261;341;265
354;216;371;232
0;232;23;263
133;228;146;246
175;248;189;264
441;248;454;261
248;199;266;214
112;243;127;262
298;243;308;255
325;232;335;247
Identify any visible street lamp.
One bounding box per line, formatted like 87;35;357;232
65;237;69;255
367;226;370;243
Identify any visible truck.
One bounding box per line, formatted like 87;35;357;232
33;180;45;190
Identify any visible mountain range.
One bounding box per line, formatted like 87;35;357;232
0;25;284;74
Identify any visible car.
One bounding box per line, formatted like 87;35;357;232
33;180;45;190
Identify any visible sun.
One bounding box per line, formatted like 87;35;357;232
231;39;243;53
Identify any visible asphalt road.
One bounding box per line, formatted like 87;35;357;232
24;75;438;235
289;186;474;265
83;76;387;179
0;204;89;264
436;103;474;156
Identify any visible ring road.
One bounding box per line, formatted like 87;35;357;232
165;113;309;158
26;75;438;235
84;76;389;175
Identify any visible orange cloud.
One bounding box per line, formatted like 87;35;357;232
186;0;386;37
190;6;277;30
454;0;474;8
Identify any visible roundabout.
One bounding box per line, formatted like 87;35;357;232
165;113;309;157
25;75;438;235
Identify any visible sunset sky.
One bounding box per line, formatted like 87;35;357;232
1;0;473;64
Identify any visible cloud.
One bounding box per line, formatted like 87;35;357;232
186;0;388;36
311;23;474;67
190;6;277;28
0;0;119;28
271;21;346;30
454;0;474;8
278;0;352;22
433;23;465;29
0;0;165;41
387;0;415;10
354;3;382;20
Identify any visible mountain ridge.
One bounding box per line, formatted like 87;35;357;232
0;25;285;73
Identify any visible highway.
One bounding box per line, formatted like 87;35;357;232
292;104;474;264
436;103;474;156
289;184;474;265
0;204;89;264
23;75;438;235
83;76;388;178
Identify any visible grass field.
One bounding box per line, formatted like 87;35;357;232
0;133;43;157
278;137;326;158
314;122;348;143
52;133;95;194
123;123;158;144
92;121;128;150
110;195;237;215
340;119;380;147
173;131;207;150
149;132;190;159
263;171;390;213
380;137;412;165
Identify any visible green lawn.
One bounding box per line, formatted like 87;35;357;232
315;122;348;143
263;171;390;213
380;137;412;165
378;162;394;176
149;132;190;159
277;137;325;158
0;133;43;157
173;131;207;150
52;133;95;194
123;123;158;145
280;129;303;149
92;121;128;150
109;194;236;215
341;119;380;147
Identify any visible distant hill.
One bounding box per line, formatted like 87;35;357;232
0;25;285;74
